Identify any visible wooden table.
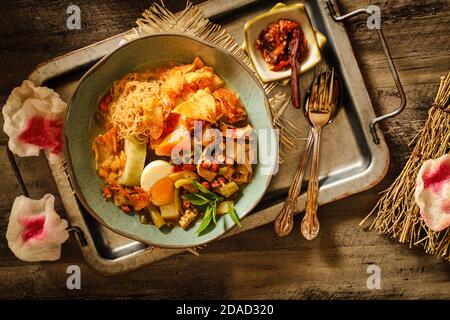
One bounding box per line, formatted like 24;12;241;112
0;0;449;299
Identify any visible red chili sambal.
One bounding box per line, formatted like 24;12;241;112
255;19;308;72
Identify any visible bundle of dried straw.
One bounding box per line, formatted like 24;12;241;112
362;72;450;261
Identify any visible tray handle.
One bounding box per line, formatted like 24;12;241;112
6;149;88;247
326;0;407;144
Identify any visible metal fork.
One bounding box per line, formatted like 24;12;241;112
301;68;334;240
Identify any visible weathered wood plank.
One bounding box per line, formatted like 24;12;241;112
0;0;449;299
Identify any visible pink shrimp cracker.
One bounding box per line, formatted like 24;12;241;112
2;80;66;159
415;154;450;232
6;194;69;262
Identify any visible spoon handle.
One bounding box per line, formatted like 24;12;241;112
301;127;322;240
289;29;301;109
274;129;314;237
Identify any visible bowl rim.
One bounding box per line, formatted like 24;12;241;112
64;32;277;248
243;2;321;83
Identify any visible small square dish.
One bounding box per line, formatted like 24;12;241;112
243;2;326;83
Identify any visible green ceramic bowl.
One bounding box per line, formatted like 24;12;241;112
65;33;277;248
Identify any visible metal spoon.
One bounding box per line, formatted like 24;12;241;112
274;68;342;237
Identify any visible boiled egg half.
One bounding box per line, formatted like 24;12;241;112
140;160;173;192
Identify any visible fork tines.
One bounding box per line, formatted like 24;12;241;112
310;66;334;113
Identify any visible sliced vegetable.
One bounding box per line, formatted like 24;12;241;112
149;206;166;228
196;206;213;234
175;178;194;189
154;127;190;157
182;193;210;206
212;202;217;225
189;179;220;199
174;188;182;215
159;202;179;221
197;162;217;182
217;201;234;215
234;164;252;185
118;139;147;186
168;170;199;182
227;201;241;227
174;178;198;193
217;181;239;198
218;166;228;176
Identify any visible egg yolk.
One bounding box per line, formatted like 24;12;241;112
149;177;174;206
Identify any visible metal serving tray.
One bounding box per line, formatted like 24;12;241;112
12;0;402;274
